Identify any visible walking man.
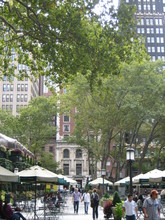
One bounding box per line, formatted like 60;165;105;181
91;188;99;220
82;190;90;214
72;188;81;214
122;194;138;220
143;190;161;220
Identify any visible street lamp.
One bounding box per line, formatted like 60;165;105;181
126;148;135;195
101;169;106;195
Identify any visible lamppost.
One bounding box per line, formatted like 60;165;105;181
101;169;106;195
126;148;135;195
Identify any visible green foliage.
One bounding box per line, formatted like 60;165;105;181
113;191;121;207
103;192;110;198
114;203;123;220
0;0;148;86
39;152;59;173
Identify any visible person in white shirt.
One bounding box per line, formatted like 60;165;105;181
122;194;138;220
82;190;90;214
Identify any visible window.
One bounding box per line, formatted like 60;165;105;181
157;47;160;53
63;149;70;158
147;37;150;43
6;105;9;111
152;56;156;61
21;94;24;102
10;84;13;91
76;164;82;176
25;84;28;91
157;37;160;43
24;94;28;102
10;105;13;111
7;84;10;91
137;28;140;34
64;135;69;140
141;28;145;34
63;125;70;132
146;28;150;34
152;47;155;52
21;84;24;91
159;19;162;25
150;28;154;34
2;105;5;110
49;146;53;153
138;5;141;11
160;28;163;34
64;115;69;122
17;94;20;102
6;94;9;102
63;164;69;175
151;37;154;43
144;5;146;11
161;47;164;53
153;5;155;11
17;84;20;91
155;19;159;25
3;84;6;91
76;149;82;158
146;19;149;25
141;19;144;25
2;95;5;102
147;47;151;52
10;95;13;102
161;38;164;43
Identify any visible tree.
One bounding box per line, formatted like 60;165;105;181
39;151;60;173
0;1;147;85
0;109;18;137
16;96;57;156
60;60;165;179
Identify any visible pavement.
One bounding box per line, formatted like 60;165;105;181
62;195;105;220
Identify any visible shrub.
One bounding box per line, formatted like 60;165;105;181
113;191;121;207
103;192;109;198
114;203;123;220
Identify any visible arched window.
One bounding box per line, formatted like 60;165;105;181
76;149;82;158
63;149;70;158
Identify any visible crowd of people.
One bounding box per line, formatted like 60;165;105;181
122;189;162;220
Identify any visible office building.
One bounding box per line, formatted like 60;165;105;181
120;0;165;61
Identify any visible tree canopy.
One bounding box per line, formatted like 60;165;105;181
60;60;165;178
0;1;147;85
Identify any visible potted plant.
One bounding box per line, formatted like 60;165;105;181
112;191;122;218
103;200;113;219
114;203;123;220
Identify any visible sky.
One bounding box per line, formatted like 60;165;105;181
94;0;119;16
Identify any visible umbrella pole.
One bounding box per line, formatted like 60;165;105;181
34;180;39;220
44;184;46;220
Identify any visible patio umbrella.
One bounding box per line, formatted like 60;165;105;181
132;173;145;184
18;165;60;220
149;170;165;183
133;169;163;184
0;165;19;182
114;176;130;186
88;177;113;186
58;174;77;185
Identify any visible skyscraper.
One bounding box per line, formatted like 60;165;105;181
120;0;165;61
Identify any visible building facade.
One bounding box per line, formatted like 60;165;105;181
0;58;42;116
121;0;165;61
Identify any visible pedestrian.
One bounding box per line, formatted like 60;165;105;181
72;187;81;214
122;194;138;220
82;190;90;214
143;189;161;220
91;188;99;220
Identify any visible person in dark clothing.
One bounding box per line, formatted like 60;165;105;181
0;200;5;219
2;201;26;220
91;188;99;220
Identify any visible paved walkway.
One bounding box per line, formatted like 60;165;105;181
62;195;105;220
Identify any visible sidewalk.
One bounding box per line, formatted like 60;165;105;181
62;195;105;220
